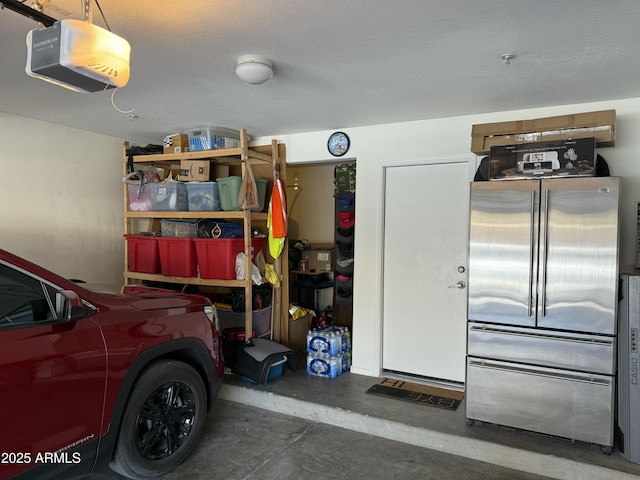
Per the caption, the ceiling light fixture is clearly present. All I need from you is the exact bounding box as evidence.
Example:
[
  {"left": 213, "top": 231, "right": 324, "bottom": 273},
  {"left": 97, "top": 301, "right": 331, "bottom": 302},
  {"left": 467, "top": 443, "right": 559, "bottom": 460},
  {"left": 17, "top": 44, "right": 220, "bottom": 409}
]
[
  {"left": 501, "top": 53, "right": 516, "bottom": 65},
  {"left": 236, "top": 55, "right": 273, "bottom": 85}
]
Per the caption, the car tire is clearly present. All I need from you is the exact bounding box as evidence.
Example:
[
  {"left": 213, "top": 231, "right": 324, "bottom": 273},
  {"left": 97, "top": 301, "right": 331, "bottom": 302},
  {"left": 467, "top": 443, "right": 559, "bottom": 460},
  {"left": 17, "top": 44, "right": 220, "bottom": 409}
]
[{"left": 110, "top": 360, "right": 207, "bottom": 479}]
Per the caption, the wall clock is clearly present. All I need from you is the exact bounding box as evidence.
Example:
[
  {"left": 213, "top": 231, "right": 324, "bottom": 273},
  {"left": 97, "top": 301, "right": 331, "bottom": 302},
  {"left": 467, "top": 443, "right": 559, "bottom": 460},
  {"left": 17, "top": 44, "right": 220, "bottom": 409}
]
[{"left": 327, "top": 131, "right": 350, "bottom": 157}]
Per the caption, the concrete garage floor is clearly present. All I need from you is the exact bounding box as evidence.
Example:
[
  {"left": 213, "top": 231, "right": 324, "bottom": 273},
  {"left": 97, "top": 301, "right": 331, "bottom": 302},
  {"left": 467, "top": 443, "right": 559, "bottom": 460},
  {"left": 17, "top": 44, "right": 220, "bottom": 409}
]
[{"left": 93, "top": 361, "right": 640, "bottom": 480}]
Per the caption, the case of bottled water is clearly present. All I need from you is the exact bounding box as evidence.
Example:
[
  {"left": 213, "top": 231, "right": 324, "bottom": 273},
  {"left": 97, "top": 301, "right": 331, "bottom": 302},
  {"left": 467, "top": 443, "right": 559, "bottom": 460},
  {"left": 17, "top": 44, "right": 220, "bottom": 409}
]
[{"left": 306, "top": 326, "right": 352, "bottom": 378}]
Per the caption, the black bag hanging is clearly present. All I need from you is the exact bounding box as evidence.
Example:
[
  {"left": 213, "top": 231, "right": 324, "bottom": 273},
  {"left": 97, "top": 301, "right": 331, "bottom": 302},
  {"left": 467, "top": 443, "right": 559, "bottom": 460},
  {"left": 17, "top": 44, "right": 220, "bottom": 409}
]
[{"left": 125, "top": 144, "right": 163, "bottom": 173}]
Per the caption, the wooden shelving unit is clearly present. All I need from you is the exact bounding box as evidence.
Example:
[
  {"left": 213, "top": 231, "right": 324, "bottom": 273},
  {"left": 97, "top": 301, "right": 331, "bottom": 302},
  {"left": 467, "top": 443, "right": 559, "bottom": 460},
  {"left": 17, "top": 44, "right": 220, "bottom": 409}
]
[{"left": 122, "top": 129, "right": 289, "bottom": 342}]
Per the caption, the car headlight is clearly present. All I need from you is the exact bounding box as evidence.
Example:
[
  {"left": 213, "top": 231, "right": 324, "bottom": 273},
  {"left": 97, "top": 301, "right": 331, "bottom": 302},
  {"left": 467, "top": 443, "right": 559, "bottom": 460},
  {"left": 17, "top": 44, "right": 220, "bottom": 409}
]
[{"left": 203, "top": 304, "right": 220, "bottom": 333}]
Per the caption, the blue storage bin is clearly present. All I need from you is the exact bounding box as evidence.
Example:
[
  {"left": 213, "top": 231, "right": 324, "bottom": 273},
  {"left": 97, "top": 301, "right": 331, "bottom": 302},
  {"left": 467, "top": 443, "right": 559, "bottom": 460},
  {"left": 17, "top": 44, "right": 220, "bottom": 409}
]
[{"left": 241, "top": 355, "right": 286, "bottom": 384}]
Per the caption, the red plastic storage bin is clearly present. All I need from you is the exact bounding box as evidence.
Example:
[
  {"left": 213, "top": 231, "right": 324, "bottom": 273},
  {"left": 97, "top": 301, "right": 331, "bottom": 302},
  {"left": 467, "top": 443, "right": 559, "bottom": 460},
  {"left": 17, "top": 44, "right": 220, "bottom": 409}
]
[
  {"left": 125, "top": 234, "right": 160, "bottom": 273},
  {"left": 194, "top": 237, "right": 266, "bottom": 280},
  {"left": 157, "top": 237, "right": 197, "bottom": 277}
]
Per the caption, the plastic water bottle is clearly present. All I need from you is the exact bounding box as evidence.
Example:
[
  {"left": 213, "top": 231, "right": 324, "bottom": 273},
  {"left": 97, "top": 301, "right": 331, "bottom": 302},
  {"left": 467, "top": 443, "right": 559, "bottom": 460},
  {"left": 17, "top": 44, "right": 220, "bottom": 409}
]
[
  {"left": 307, "top": 352, "right": 341, "bottom": 378},
  {"left": 309, "top": 333, "right": 329, "bottom": 354},
  {"left": 330, "top": 355, "right": 341, "bottom": 378},
  {"left": 344, "top": 327, "right": 351, "bottom": 351},
  {"left": 329, "top": 331, "right": 342, "bottom": 356},
  {"left": 306, "top": 330, "right": 314, "bottom": 353},
  {"left": 308, "top": 329, "right": 341, "bottom": 356},
  {"left": 307, "top": 352, "right": 327, "bottom": 377},
  {"left": 306, "top": 353, "right": 317, "bottom": 375},
  {"left": 342, "top": 352, "right": 351, "bottom": 372}
]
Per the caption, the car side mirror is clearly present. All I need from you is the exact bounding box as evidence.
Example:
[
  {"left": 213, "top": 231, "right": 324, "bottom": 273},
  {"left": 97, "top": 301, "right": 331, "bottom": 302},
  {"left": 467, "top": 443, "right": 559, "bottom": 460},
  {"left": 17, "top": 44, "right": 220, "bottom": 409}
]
[{"left": 55, "top": 290, "right": 90, "bottom": 321}]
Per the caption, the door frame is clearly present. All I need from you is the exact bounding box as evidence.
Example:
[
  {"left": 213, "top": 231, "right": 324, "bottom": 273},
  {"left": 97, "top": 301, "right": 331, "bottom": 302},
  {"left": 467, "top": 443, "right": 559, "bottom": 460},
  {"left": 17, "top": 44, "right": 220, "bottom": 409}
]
[{"left": 370, "top": 153, "right": 477, "bottom": 377}]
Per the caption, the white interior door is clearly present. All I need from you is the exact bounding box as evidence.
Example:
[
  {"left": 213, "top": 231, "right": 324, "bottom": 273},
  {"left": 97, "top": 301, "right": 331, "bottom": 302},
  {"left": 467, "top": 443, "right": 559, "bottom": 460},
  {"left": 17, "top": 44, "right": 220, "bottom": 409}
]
[{"left": 382, "top": 161, "right": 470, "bottom": 383}]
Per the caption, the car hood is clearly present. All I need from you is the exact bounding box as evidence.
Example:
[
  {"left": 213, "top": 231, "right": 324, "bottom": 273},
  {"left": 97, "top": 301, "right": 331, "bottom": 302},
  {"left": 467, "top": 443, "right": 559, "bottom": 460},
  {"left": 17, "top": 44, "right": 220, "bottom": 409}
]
[{"left": 82, "top": 283, "right": 209, "bottom": 311}]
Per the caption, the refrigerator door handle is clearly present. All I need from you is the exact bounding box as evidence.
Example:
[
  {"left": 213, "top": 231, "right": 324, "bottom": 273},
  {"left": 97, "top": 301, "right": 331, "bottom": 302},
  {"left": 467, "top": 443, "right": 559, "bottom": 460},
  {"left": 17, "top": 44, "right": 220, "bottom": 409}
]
[
  {"left": 540, "top": 188, "right": 550, "bottom": 318},
  {"left": 468, "top": 360, "right": 611, "bottom": 386},
  {"left": 528, "top": 190, "right": 535, "bottom": 317},
  {"left": 469, "top": 325, "right": 615, "bottom": 346}
]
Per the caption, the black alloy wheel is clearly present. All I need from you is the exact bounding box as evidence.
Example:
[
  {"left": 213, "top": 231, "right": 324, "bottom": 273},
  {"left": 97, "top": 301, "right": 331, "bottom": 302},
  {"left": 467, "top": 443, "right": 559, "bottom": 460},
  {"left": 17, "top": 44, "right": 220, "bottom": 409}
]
[
  {"left": 110, "top": 360, "right": 207, "bottom": 479},
  {"left": 135, "top": 380, "right": 197, "bottom": 460}
]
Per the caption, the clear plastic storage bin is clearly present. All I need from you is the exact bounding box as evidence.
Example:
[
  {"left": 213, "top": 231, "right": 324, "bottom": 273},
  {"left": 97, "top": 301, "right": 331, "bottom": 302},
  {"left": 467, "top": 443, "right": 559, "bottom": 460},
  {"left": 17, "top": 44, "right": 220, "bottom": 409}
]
[
  {"left": 217, "top": 306, "right": 272, "bottom": 337},
  {"left": 186, "top": 181, "right": 221, "bottom": 211},
  {"left": 160, "top": 220, "right": 197, "bottom": 238},
  {"left": 150, "top": 182, "right": 188, "bottom": 211},
  {"left": 127, "top": 184, "right": 152, "bottom": 211},
  {"left": 186, "top": 127, "right": 241, "bottom": 151}
]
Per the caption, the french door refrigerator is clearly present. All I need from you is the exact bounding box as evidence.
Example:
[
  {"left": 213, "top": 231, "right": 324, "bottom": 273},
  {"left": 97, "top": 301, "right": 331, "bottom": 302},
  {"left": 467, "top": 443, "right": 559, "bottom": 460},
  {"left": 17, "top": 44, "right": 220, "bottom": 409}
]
[{"left": 465, "top": 176, "right": 620, "bottom": 450}]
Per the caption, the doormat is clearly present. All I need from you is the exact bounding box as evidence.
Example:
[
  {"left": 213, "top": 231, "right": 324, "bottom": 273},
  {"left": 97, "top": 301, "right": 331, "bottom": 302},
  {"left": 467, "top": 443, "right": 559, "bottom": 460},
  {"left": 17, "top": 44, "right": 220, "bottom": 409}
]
[{"left": 366, "top": 377, "right": 464, "bottom": 411}]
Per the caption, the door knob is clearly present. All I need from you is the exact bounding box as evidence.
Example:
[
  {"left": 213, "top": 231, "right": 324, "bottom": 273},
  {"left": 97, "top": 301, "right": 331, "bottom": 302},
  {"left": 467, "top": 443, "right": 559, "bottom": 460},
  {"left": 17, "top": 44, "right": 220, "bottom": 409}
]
[{"left": 449, "top": 281, "right": 466, "bottom": 289}]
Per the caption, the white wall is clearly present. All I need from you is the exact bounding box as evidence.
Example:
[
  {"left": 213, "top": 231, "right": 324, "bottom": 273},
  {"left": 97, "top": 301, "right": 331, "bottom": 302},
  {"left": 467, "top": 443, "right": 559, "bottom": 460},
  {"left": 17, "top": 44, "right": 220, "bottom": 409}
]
[
  {"left": 4, "top": 99, "right": 640, "bottom": 378},
  {"left": 255, "top": 98, "right": 640, "bottom": 377},
  {"left": 0, "top": 112, "right": 125, "bottom": 284}
]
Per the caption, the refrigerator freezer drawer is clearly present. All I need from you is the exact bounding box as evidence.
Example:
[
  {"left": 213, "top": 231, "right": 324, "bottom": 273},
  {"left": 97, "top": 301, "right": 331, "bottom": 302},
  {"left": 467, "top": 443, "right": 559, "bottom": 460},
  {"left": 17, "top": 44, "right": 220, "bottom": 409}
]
[
  {"left": 466, "top": 358, "right": 614, "bottom": 447},
  {"left": 467, "top": 323, "right": 615, "bottom": 375}
]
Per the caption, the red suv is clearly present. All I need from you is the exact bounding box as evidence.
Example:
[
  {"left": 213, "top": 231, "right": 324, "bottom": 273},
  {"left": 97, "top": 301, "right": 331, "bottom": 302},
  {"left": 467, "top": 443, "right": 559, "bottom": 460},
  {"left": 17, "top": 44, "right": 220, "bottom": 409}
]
[{"left": 0, "top": 249, "right": 224, "bottom": 479}]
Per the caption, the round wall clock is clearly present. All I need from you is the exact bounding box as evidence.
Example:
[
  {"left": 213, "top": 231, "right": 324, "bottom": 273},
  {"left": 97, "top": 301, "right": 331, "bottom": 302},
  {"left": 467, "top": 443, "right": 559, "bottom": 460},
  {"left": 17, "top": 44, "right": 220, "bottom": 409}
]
[{"left": 327, "top": 131, "right": 350, "bottom": 157}]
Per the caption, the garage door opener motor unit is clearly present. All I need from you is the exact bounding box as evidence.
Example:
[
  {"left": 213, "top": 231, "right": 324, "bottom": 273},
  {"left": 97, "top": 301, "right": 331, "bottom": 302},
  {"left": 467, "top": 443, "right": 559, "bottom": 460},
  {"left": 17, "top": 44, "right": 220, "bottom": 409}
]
[{"left": 26, "top": 19, "right": 131, "bottom": 93}]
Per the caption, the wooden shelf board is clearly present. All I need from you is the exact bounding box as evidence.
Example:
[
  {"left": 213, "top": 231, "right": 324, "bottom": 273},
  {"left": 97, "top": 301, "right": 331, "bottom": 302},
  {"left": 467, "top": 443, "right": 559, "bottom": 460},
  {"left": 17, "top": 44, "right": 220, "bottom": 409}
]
[
  {"left": 124, "top": 271, "right": 247, "bottom": 287},
  {"left": 124, "top": 211, "right": 268, "bottom": 220},
  {"left": 126, "top": 147, "right": 272, "bottom": 164}
]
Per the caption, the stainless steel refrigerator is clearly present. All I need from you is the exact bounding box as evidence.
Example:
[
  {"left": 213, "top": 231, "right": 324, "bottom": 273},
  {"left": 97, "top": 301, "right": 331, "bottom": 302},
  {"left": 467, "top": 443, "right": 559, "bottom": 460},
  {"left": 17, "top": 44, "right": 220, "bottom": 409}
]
[{"left": 465, "top": 176, "right": 620, "bottom": 450}]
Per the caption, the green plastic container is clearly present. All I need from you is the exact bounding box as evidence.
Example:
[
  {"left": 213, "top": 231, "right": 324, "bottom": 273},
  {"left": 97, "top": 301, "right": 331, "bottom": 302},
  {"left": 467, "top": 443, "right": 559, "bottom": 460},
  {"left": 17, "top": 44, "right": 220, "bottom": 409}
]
[{"left": 217, "top": 176, "right": 267, "bottom": 212}]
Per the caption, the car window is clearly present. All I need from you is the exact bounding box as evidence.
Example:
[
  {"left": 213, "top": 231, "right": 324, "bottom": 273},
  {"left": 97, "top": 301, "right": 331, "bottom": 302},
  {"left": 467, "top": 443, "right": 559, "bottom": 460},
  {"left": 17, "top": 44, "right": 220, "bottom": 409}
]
[{"left": 0, "top": 264, "right": 55, "bottom": 327}]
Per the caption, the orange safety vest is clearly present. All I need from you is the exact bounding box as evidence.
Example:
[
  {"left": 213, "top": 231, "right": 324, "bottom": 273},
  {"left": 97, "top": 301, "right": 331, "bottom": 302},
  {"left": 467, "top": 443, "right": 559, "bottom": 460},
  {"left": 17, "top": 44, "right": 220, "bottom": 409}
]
[{"left": 268, "top": 179, "right": 287, "bottom": 258}]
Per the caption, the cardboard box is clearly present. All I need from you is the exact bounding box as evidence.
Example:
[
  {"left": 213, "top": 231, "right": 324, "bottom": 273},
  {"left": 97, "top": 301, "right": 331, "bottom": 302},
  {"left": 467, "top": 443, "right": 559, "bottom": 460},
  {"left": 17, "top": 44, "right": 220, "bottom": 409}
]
[
  {"left": 287, "top": 312, "right": 313, "bottom": 352},
  {"left": 307, "top": 248, "right": 333, "bottom": 272},
  {"left": 471, "top": 110, "right": 615, "bottom": 155},
  {"left": 163, "top": 134, "right": 189, "bottom": 154},
  {"left": 489, "top": 137, "right": 596, "bottom": 180},
  {"left": 180, "top": 162, "right": 229, "bottom": 182},
  {"left": 180, "top": 160, "right": 210, "bottom": 181}
]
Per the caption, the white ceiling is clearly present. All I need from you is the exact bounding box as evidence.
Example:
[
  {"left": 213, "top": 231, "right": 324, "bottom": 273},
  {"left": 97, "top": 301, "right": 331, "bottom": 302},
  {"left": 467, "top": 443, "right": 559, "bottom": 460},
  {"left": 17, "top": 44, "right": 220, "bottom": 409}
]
[{"left": 1, "top": 0, "right": 640, "bottom": 145}]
